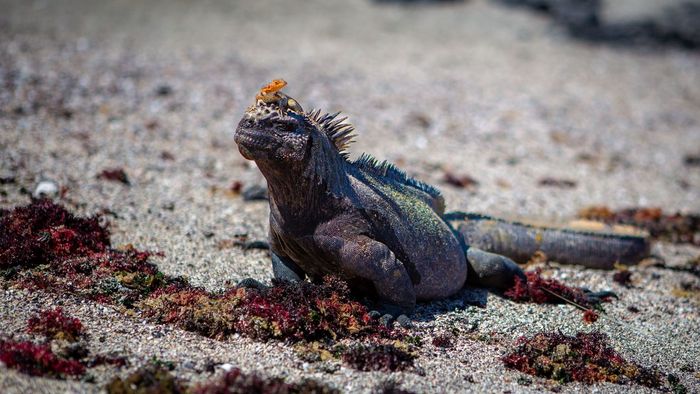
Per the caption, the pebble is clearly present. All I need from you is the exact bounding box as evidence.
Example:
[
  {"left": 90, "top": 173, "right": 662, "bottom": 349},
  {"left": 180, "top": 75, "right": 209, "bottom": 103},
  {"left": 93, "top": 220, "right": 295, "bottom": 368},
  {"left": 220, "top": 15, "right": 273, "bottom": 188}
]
[
  {"left": 33, "top": 180, "right": 59, "bottom": 198},
  {"left": 241, "top": 184, "right": 268, "bottom": 201}
]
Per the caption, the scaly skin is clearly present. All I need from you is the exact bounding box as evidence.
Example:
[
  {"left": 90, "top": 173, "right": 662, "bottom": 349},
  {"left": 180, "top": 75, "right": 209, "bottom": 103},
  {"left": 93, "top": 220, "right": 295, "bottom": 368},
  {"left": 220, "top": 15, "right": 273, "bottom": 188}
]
[
  {"left": 446, "top": 212, "right": 650, "bottom": 269},
  {"left": 233, "top": 82, "right": 649, "bottom": 316}
]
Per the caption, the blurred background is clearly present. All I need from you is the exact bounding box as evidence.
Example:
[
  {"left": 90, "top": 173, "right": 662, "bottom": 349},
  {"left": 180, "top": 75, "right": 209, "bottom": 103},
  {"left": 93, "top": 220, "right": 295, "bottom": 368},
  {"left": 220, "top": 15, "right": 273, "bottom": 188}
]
[{"left": 1, "top": 0, "right": 699, "bottom": 224}]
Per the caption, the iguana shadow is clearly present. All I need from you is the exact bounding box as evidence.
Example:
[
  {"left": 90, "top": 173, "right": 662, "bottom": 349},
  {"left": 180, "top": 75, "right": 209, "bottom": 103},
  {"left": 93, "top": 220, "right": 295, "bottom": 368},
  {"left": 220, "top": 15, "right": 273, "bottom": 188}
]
[{"left": 410, "top": 286, "right": 490, "bottom": 324}]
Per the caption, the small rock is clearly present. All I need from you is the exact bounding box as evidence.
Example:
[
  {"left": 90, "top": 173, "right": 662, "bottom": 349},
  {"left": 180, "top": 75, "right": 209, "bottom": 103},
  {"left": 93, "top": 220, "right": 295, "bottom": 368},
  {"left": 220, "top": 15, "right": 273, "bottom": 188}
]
[
  {"left": 219, "top": 363, "right": 235, "bottom": 372},
  {"left": 685, "top": 154, "right": 700, "bottom": 167},
  {"left": 243, "top": 240, "right": 270, "bottom": 250},
  {"left": 443, "top": 170, "right": 479, "bottom": 189},
  {"left": 396, "top": 314, "right": 413, "bottom": 328},
  {"left": 33, "top": 180, "right": 59, "bottom": 198},
  {"left": 156, "top": 84, "right": 173, "bottom": 96},
  {"left": 242, "top": 184, "right": 268, "bottom": 201},
  {"left": 378, "top": 314, "right": 394, "bottom": 327},
  {"left": 0, "top": 175, "right": 16, "bottom": 184},
  {"left": 538, "top": 177, "right": 577, "bottom": 189},
  {"left": 97, "top": 168, "right": 130, "bottom": 185},
  {"left": 182, "top": 360, "right": 196, "bottom": 370}
]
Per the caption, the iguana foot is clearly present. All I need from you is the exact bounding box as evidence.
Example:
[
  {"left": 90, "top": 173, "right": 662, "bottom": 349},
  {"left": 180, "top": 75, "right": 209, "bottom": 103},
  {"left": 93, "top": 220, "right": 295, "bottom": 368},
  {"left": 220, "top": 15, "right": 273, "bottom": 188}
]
[{"left": 465, "top": 247, "right": 526, "bottom": 289}]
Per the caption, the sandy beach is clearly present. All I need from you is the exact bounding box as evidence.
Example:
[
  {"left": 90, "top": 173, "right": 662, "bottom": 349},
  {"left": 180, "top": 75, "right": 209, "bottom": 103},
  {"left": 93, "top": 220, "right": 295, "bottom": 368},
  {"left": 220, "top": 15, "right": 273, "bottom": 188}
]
[{"left": 1, "top": 0, "right": 699, "bottom": 392}]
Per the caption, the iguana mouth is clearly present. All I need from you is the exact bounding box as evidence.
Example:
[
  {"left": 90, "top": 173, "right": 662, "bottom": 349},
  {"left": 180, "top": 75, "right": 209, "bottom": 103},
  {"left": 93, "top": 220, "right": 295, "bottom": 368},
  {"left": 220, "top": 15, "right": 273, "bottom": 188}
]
[{"left": 234, "top": 131, "right": 271, "bottom": 159}]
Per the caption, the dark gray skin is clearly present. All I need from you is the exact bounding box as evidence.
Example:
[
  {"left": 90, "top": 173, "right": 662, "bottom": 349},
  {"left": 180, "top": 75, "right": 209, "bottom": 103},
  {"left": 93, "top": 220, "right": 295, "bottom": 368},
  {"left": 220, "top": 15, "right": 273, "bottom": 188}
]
[
  {"left": 449, "top": 212, "right": 650, "bottom": 269},
  {"left": 234, "top": 89, "right": 648, "bottom": 319}
]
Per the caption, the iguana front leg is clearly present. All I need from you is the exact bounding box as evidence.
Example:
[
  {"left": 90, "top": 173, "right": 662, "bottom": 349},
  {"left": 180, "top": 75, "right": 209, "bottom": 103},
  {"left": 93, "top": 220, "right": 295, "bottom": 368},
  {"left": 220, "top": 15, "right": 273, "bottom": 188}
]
[{"left": 315, "top": 233, "right": 417, "bottom": 316}]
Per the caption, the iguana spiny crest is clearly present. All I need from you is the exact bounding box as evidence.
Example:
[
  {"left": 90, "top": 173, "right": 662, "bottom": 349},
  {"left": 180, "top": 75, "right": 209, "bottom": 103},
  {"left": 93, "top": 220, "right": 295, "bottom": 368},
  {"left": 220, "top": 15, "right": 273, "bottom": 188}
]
[{"left": 237, "top": 79, "right": 441, "bottom": 204}]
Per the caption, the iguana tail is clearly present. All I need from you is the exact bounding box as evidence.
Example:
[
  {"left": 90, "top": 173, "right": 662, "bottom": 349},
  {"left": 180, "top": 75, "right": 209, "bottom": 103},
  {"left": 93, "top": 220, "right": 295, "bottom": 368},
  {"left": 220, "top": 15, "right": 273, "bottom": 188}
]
[{"left": 445, "top": 212, "right": 650, "bottom": 269}]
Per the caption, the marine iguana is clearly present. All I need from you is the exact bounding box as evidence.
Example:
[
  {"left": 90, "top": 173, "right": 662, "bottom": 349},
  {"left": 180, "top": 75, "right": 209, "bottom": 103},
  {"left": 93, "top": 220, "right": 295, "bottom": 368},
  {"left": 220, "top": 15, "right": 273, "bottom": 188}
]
[{"left": 234, "top": 80, "right": 649, "bottom": 319}]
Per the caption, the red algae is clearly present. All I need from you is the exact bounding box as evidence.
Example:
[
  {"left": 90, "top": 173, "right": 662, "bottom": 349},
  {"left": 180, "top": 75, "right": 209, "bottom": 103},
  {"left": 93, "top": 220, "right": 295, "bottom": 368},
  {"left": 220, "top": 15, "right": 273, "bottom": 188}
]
[
  {"left": 504, "top": 269, "right": 610, "bottom": 322},
  {"left": 107, "top": 363, "right": 339, "bottom": 394},
  {"left": 106, "top": 364, "right": 185, "bottom": 394},
  {"left": 0, "top": 200, "right": 166, "bottom": 304},
  {"left": 341, "top": 344, "right": 416, "bottom": 372},
  {"left": 2, "top": 200, "right": 399, "bottom": 343},
  {"left": 502, "top": 332, "right": 664, "bottom": 388},
  {"left": 139, "top": 276, "right": 398, "bottom": 342},
  {"left": 0, "top": 340, "right": 86, "bottom": 378},
  {"left": 582, "top": 309, "right": 599, "bottom": 323},
  {"left": 373, "top": 379, "right": 417, "bottom": 394},
  {"left": 26, "top": 307, "right": 84, "bottom": 341},
  {"left": 578, "top": 206, "right": 700, "bottom": 246},
  {"left": 0, "top": 199, "right": 109, "bottom": 269},
  {"left": 504, "top": 269, "right": 600, "bottom": 308},
  {"left": 443, "top": 170, "right": 479, "bottom": 189},
  {"left": 612, "top": 270, "right": 633, "bottom": 287},
  {"left": 431, "top": 333, "right": 454, "bottom": 348},
  {"left": 192, "top": 367, "right": 339, "bottom": 394}
]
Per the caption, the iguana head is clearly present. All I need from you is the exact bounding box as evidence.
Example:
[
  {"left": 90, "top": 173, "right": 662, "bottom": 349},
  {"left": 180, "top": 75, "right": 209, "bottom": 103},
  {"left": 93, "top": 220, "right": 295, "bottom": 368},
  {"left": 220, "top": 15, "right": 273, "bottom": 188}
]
[{"left": 234, "top": 80, "right": 355, "bottom": 176}]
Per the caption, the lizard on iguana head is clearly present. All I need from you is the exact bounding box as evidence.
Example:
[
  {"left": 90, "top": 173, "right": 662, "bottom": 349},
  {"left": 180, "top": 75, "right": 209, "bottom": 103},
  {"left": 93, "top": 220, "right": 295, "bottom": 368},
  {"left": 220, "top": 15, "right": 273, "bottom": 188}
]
[{"left": 234, "top": 80, "right": 649, "bottom": 321}]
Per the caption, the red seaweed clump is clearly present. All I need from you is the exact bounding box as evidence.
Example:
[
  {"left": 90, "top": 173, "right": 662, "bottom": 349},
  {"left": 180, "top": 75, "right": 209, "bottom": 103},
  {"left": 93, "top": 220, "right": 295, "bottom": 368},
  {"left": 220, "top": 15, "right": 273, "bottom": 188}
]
[
  {"left": 504, "top": 269, "right": 601, "bottom": 309},
  {"left": 26, "top": 307, "right": 84, "bottom": 341},
  {"left": 443, "top": 170, "right": 479, "bottom": 189},
  {"left": 341, "top": 344, "right": 415, "bottom": 372},
  {"left": 0, "top": 199, "right": 110, "bottom": 269},
  {"left": 431, "top": 333, "right": 454, "bottom": 348},
  {"left": 106, "top": 364, "right": 185, "bottom": 394},
  {"left": 504, "top": 270, "right": 610, "bottom": 322},
  {"left": 192, "top": 367, "right": 339, "bottom": 394},
  {"left": 0, "top": 200, "right": 165, "bottom": 304},
  {"left": 0, "top": 340, "right": 86, "bottom": 378},
  {"left": 107, "top": 363, "right": 338, "bottom": 394},
  {"left": 373, "top": 380, "right": 416, "bottom": 394},
  {"left": 582, "top": 309, "right": 599, "bottom": 323},
  {"left": 140, "top": 276, "right": 398, "bottom": 342},
  {"left": 578, "top": 206, "right": 700, "bottom": 246},
  {"left": 1, "top": 201, "right": 398, "bottom": 344},
  {"left": 502, "top": 332, "right": 663, "bottom": 388}
]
